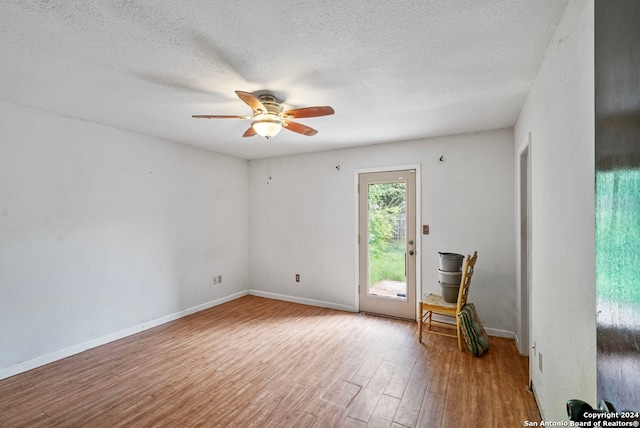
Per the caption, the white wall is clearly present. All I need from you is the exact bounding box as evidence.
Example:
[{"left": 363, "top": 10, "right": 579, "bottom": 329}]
[
  {"left": 248, "top": 129, "right": 516, "bottom": 334},
  {"left": 514, "top": 0, "right": 596, "bottom": 421},
  {"left": 0, "top": 101, "right": 249, "bottom": 378}
]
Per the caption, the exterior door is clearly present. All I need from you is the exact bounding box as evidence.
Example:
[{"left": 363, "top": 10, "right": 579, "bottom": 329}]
[{"left": 358, "top": 170, "right": 416, "bottom": 320}]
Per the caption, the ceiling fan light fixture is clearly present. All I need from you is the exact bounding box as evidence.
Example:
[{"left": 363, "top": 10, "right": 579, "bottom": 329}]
[
  {"left": 251, "top": 117, "right": 282, "bottom": 139},
  {"left": 193, "top": 90, "right": 333, "bottom": 138}
]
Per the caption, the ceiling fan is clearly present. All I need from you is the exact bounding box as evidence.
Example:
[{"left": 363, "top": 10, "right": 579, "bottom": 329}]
[{"left": 192, "top": 91, "right": 335, "bottom": 139}]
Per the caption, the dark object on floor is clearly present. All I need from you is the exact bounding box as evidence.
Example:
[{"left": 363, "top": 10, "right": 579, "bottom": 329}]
[{"left": 567, "top": 399, "right": 640, "bottom": 423}]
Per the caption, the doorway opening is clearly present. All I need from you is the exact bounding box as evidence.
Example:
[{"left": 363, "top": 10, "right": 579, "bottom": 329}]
[{"left": 518, "top": 139, "right": 532, "bottom": 361}]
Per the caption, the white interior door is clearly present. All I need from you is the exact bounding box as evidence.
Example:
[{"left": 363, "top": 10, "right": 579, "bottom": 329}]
[{"left": 358, "top": 170, "right": 416, "bottom": 320}]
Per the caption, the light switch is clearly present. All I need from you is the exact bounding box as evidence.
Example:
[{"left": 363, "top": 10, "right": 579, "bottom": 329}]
[{"left": 423, "top": 225, "right": 429, "bottom": 235}]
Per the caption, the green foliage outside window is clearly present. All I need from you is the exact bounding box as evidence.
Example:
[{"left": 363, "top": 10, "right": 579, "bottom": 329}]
[{"left": 368, "top": 183, "right": 406, "bottom": 284}]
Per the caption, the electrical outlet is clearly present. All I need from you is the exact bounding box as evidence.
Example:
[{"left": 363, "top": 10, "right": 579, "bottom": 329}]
[
  {"left": 218, "top": 275, "right": 222, "bottom": 284},
  {"left": 538, "top": 352, "right": 543, "bottom": 372},
  {"left": 213, "top": 276, "right": 218, "bottom": 285},
  {"left": 423, "top": 224, "right": 429, "bottom": 235},
  {"left": 295, "top": 274, "right": 300, "bottom": 282}
]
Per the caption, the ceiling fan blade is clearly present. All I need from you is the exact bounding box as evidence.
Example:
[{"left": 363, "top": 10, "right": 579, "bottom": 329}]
[
  {"left": 283, "top": 106, "right": 335, "bottom": 119},
  {"left": 242, "top": 127, "right": 257, "bottom": 138},
  {"left": 235, "top": 91, "right": 267, "bottom": 112},
  {"left": 284, "top": 121, "right": 318, "bottom": 136},
  {"left": 192, "top": 114, "right": 250, "bottom": 119}
]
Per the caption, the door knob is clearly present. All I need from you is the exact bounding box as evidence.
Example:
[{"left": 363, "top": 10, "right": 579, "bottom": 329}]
[{"left": 409, "top": 250, "right": 415, "bottom": 256}]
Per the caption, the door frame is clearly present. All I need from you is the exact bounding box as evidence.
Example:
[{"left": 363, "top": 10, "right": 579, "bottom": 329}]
[
  {"left": 517, "top": 136, "right": 532, "bottom": 354},
  {"left": 517, "top": 133, "right": 533, "bottom": 387},
  {"left": 354, "top": 164, "right": 421, "bottom": 320}
]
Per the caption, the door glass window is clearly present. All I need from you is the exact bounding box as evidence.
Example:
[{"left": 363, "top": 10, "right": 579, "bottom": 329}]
[{"left": 367, "top": 182, "right": 407, "bottom": 300}]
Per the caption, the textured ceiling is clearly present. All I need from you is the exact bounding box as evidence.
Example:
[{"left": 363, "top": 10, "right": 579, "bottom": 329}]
[{"left": 0, "top": 1, "right": 568, "bottom": 160}]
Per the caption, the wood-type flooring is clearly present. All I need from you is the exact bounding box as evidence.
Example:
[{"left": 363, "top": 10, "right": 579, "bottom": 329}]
[{"left": 0, "top": 295, "right": 540, "bottom": 427}]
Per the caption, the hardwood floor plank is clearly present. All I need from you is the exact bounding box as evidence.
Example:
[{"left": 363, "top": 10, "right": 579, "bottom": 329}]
[
  {"left": 367, "top": 360, "right": 397, "bottom": 393},
  {"left": 415, "top": 390, "right": 446, "bottom": 427},
  {"left": 0, "top": 295, "right": 538, "bottom": 427},
  {"left": 346, "top": 387, "right": 384, "bottom": 423},
  {"left": 383, "top": 354, "right": 418, "bottom": 399},
  {"left": 341, "top": 417, "right": 367, "bottom": 428},
  {"left": 367, "top": 393, "right": 401, "bottom": 428},
  {"left": 392, "top": 360, "right": 431, "bottom": 427},
  {"left": 320, "top": 379, "right": 362, "bottom": 407}
]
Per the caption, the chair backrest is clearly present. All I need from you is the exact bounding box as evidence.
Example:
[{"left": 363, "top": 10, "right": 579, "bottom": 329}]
[{"left": 456, "top": 251, "right": 478, "bottom": 311}]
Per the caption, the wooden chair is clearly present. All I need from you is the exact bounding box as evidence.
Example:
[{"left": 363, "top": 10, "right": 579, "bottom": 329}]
[{"left": 418, "top": 251, "right": 478, "bottom": 351}]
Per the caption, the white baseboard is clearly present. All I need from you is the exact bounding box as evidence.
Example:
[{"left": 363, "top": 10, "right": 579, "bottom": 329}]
[
  {"left": 514, "top": 333, "right": 532, "bottom": 356},
  {"left": 485, "top": 327, "right": 516, "bottom": 339},
  {"left": 248, "top": 289, "right": 357, "bottom": 313},
  {"left": 430, "top": 314, "right": 515, "bottom": 339},
  {"left": 531, "top": 382, "right": 544, "bottom": 420},
  {"left": 0, "top": 290, "right": 249, "bottom": 381},
  {"left": 250, "top": 292, "right": 516, "bottom": 339}
]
